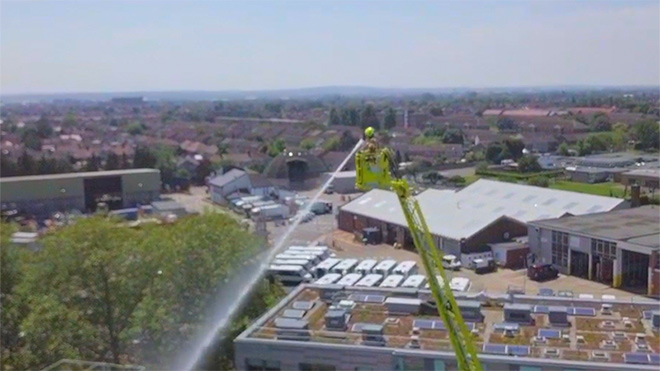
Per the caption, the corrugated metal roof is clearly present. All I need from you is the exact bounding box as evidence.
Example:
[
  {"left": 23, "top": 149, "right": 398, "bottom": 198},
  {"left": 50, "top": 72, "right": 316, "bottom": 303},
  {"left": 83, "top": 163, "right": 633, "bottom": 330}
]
[
  {"left": 208, "top": 168, "right": 247, "bottom": 187},
  {"left": 340, "top": 179, "right": 625, "bottom": 241}
]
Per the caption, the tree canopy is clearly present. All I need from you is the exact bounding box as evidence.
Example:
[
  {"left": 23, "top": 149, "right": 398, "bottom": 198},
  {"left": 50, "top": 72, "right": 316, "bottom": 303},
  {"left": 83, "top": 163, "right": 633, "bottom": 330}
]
[{"left": 2, "top": 213, "right": 282, "bottom": 370}]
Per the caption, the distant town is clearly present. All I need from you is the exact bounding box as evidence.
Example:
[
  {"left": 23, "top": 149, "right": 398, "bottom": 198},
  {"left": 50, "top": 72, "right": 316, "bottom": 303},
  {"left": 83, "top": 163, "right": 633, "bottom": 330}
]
[{"left": 2, "top": 87, "right": 659, "bottom": 370}]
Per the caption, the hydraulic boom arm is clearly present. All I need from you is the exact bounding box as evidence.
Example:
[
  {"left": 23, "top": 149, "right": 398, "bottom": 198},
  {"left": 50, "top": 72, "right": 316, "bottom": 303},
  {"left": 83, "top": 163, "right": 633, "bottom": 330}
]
[{"left": 355, "top": 127, "right": 482, "bottom": 371}]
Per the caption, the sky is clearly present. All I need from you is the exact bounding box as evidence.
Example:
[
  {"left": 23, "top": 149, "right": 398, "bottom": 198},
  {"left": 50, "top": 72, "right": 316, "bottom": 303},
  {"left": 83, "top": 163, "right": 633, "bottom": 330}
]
[{"left": 1, "top": 0, "right": 659, "bottom": 94}]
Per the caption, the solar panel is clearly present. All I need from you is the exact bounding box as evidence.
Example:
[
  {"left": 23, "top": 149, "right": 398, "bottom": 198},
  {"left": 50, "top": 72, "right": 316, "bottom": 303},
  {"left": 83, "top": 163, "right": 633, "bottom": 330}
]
[
  {"left": 348, "top": 294, "right": 367, "bottom": 302},
  {"left": 282, "top": 309, "right": 306, "bottom": 319},
  {"left": 649, "top": 354, "right": 660, "bottom": 365},
  {"left": 433, "top": 320, "right": 446, "bottom": 330},
  {"left": 292, "top": 301, "right": 315, "bottom": 310},
  {"left": 625, "top": 353, "right": 650, "bottom": 364},
  {"left": 534, "top": 305, "right": 549, "bottom": 314},
  {"left": 643, "top": 311, "right": 653, "bottom": 320},
  {"left": 365, "top": 295, "right": 386, "bottom": 303},
  {"left": 508, "top": 345, "right": 530, "bottom": 356},
  {"left": 413, "top": 319, "right": 434, "bottom": 329},
  {"left": 538, "top": 329, "right": 561, "bottom": 339},
  {"left": 573, "top": 307, "right": 596, "bottom": 317},
  {"left": 483, "top": 343, "right": 507, "bottom": 354}
]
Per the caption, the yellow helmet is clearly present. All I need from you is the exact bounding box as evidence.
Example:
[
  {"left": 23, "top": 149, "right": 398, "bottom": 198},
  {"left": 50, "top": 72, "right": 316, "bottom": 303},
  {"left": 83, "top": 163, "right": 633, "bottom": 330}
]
[{"left": 364, "top": 126, "right": 375, "bottom": 138}]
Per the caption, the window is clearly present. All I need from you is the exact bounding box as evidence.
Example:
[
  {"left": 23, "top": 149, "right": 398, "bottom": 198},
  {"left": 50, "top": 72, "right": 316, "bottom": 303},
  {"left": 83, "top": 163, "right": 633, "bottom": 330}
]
[
  {"left": 247, "top": 359, "right": 281, "bottom": 371},
  {"left": 299, "top": 363, "right": 336, "bottom": 371},
  {"left": 551, "top": 231, "right": 569, "bottom": 268},
  {"left": 591, "top": 239, "right": 616, "bottom": 260}
]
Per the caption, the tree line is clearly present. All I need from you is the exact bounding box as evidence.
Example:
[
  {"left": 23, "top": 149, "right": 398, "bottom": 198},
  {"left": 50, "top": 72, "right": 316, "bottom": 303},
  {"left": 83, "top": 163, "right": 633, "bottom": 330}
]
[
  {"left": 328, "top": 105, "right": 397, "bottom": 130},
  {"left": 1, "top": 214, "right": 285, "bottom": 370}
]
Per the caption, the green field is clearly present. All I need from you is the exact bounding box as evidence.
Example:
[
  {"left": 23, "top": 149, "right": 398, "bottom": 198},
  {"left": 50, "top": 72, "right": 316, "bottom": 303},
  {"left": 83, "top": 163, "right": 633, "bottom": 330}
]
[{"left": 549, "top": 180, "right": 626, "bottom": 198}]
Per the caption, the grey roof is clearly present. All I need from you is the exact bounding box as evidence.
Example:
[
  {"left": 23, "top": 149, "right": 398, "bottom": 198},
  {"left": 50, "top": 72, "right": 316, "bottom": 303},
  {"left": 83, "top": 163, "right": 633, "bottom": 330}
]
[
  {"left": 151, "top": 200, "right": 185, "bottom": 211},
  {"left": 0, "top": 168, "right": 158, "bottom": 183},
  {"left": 623, "top": 168, "right": 660, "bottom": 179},
  {"left": 208, "top": 168, "right": 247, "bottom": 188},
  {"left": 340, "top": 179, "right": 625, "bottom": 240},
  {"left": 530, "top": 206, "right": 659, "bottom": 250},
  {"left": 274, "top": 318, "right": 308, "bottom": 329},
  {"left": 457, "top": 300, "right": 482, "bottom": 309},
  {"left": 504, "top": 303, "right": 532, "bottom": 311}
]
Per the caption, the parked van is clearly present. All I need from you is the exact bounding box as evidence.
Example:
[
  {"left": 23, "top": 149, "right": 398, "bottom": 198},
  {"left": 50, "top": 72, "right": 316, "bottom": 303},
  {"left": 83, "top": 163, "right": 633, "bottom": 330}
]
[
  {"left": 330, "top": 258, "right": 359, "bottom": 275},
  {"left": 442, "top": 255, "right": 462, "bottom": 271},
  {"left": 472, "top": 258, "right": 496, "bottom": 274},
  {"left": 355, "top": 274, "right": 384, "bottom": 287},
  {"left": 373, "top": 259, "right": 397, "bottom": 276},
  {"left": 355, "top": 259, "right": 378, "bottom": 275},
  {"left": 314, "top": 273, "right": 342, "bottom": 285},
  {"left": 336, "top": 273, "right": 363, "bottom": 287},
  {"left": 424, "top": 275, "right": 446, "bottom": 289},
  {"left": 268, "top": 265, "right": 312, "bottom": 285},
  {"left": 312, "top": 258, "right": 341, "bottom": 278},
  {"left": 393, "top": 261, "right": 418, "bottom": 277},
  {"left": 275, "top": 253, "right": 321, "bottom": 265},
  {"left": 401, "top": 274, "right": 427, "bottom": 289},
  {"left": 379, "top": 274, "right": 404, "bottom": 288},
  {"left": 272, "top": 259, "right": 314, "bottom": 271},
  {"left": 449, "top": 277, "right": 471, "bottom": 292}
]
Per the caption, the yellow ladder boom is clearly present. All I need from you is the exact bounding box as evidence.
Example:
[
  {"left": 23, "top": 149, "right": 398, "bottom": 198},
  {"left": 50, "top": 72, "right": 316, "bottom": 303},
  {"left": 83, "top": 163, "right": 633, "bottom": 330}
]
[{"left": 355, "top": 133, "right": 482, "bottom": 371}]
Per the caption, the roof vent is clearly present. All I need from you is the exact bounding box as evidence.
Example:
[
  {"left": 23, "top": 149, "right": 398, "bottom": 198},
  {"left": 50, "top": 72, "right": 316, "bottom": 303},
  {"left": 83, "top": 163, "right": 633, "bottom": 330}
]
[
  {"left": 544, "top": 348, "right": 560, "bottom": 358},
  {"left": 576, "top": 335, "right": 586, "bottom": 344},
  {"left": 408, "top": 335, "right": 421, "bottom": 349},
  {"left": 601, "top": 340, "right": 618, "bottom": 350},
  {"left": 591, "top": 351, "right": 609, "bottom": 361},
  {"left": 636, "top": 343, "right": 651, "bottom": 352},
  {"left": 601, "top": 304, "right": 613, "bottom": 315},
  {"left": 602, "top": 320, "right": 615, "bottom": 329}
]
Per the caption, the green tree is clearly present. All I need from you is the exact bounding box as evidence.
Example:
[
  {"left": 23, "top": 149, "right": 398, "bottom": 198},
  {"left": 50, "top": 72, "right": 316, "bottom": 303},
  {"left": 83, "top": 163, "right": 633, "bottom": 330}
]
[
  {"left": 4, "top": 213, "right": 276, "bottom": 370},
  {"left": 557, "top": 142, "right": 570, "bottom": 156},
  {"left": 383, "top": 107, "right": 397, "bottom": 130},
  {"left": 194, "top": 158, "right": 214, "bottom": 185},
  {"left": 35, "top": 116, "right": 53, "bottom": 138},
  {"left": 126, "top": 122, "right": 147, "bottom": 135},
  {"left": 360, "top": 105, "right": 380, "bottom": 130},
  {"left": 338, "top": 130, "right": 358, "bottom": 151},
  {"left": 504, "top": 138, "right": 525, "bottom": 160},
  {"left": 37, "top": 155, "right": 57, "bottom": 174},
  {"left": 517, "top": 155, "right": 542, "bottom": 173},
  {"left": 591, "top": 113, "right": 612, "bottom": 132},
  {"left": 63, "top": 112, "right": 78, "bottom": 128},
  {"left": 133, "top": 146, "right": 158, "bottom": 168},
  {"left": 267, "top": 139, "right": 286, "bottom": 157},
  {"left": 323, "top": 136, "right": 340, "bottom": 151},
  {"left": 300, "top": 138, "right": 316, "bottom": 150},
  {"left": 21, "top": 129, "right": 42, "bottom": 151},
  {"left": 442, "top": 128, "right": 464, "bottom": 144},
  {"left": 1, "top": 156, "right": 18, "bottom": 177},
  {"left": 17, "top": 151, "right": 36, "bottom": 175},
  {"left": 105, "top": 153, "right": 121, "bottom": 170},
  {"left": 529, "top": 176, "right": 549, "bottom": 187},
  {"left": 429, "top": 106, "right": 444, "bottom": 117},
  {"left": 633, "top": 119, "right": 660, "bottom": 151},
  {"left": 485, "top": 142, "right": 504, "bottom": 164},
  {"left": 328, "top": 108, "right": 341, "bottom": 126},
  {"left": 496, "top": 117, "right": 516, "bottom": 131},
  {"left": 83, "top": 154, "right": 101, "bottom": 172}
]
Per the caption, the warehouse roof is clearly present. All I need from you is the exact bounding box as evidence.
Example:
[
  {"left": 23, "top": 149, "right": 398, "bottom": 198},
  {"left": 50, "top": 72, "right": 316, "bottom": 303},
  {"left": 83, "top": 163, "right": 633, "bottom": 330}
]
[
  {"left": 340, "top": 179, "right": 626, "bottom": 241},
  {"left": 0, "top": 169, "right": 159, "bottom": 183},
  {"left": 529, "top": 206, "right": 659, "bottom": 251},
  {"left": 208, "top": 169, "right": 247, "bottom": 188}
]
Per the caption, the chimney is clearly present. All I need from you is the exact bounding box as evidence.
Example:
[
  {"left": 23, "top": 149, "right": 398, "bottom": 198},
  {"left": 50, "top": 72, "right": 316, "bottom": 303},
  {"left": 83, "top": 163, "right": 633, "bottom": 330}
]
[{"left": 631, "top": 183, "right": 641, "bottom": 208}]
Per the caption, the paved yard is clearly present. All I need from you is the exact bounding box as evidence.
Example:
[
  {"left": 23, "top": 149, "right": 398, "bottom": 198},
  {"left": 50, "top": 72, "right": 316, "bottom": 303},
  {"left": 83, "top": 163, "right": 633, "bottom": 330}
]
[{"left": 328, "top": 230, "right": 644, "bottom": 299}]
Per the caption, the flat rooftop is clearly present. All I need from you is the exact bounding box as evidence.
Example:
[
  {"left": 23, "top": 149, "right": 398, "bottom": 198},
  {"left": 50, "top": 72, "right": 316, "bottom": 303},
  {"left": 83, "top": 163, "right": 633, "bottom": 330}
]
[
  {"left": 241, "top": 285, "right": 660, "bottom": 369},
  {"left": 0, "top": 168, "right": 159, "bottom": 183},
  {"left": 530, "top": 206, "right": 660, "bottom": 250}
]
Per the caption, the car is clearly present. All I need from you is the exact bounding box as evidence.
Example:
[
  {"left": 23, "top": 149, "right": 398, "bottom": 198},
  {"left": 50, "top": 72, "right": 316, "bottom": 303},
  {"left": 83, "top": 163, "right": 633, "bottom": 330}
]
[
  {"left": 442, "top": 255, "right": 462, "bottom": 271},
  {"left": 538, "top": 287, "right": 555, "bottom": 297},
  {"left": 557, "top": 290, "right": 574, "bottom": 298},
  {"left": 507, "top": 285, "right": 525, "bottom": 295},
  {"left": 527, "top": 263, "right": 559, "bottom": 281},
  {"left": 472, "top": 258, "right": 496, "bottom": 274}
]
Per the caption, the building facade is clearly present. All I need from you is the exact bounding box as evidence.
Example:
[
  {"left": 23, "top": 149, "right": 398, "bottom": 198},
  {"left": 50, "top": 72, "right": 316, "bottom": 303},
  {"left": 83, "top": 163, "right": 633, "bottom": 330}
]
[
  {"left": 528, "top": 206, "right": 660, "bottom": 296},
  {"left": 0, "top": 169, "right": 160, "bottom": 216}
]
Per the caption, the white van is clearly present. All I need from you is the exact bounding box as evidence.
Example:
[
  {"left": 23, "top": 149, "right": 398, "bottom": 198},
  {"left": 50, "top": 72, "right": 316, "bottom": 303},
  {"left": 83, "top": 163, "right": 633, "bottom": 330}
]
[
  {"left": 442, "top": 255, "right": 462, "bottom": 271},
  {"left": 393, "top": 261, "right": 418, "bottom": 278},
  {"left": 401, "top": 274, "right": 427, "bottom": 289},
  {"left": 276, "top": 253, "right": 321, "bottom": 265},
  {"left": 336, "top": 273, "right": 363, "bottom": 286},
  {"left": 272, "top": 259, "right": 314, "bottom": 271},
  {"left": 355, "top": 259, "right": 378, "bottom": 275},
  {"left": 355, "top": 274, "right": 384, "bottom": 287},
  {"left": 268, "top": 265, "right": 312, "bottom": 285},
  {"left": 312, "top": 258, "right": 341, "bottom": 278},
  {"left": 314, "top": 273, "right": 342, "bottom": 285},
  {"left": 449, "top": 277, "right": 471, "bottom": 292},
  {"left": 287, "top": 246, "right": 331, "bottom": 259},
  {"left": 373, "top": 259, "right": 397, "bottom": 276},
  {"left": 330, "top": 259, "right": 359, "bottom": 275},
  {"left": 424, "top": 275, "right": 446, "bottom": 289},
  {"left": 379, "top": 274, "right": 405, "bottom": 288}
]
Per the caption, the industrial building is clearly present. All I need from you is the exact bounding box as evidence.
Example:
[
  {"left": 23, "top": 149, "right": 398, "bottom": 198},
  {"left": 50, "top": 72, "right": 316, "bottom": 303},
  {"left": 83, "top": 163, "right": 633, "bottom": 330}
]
[
  {"left": 234, "top": 284, "right": 660, "bottom": 371},
  {"left": 320, "top": 170, "right": 357, "bottom": 194},
  {"left": 528, "top": 206, "right": 660, "bottom": 296},
  {"left": 337, "top": 179, "right": 626, "bottom": 257},
  {"left": 209, "top": 169, "right": 278, "bottom": 204},
  {"left": 0, "top": 169, "right": 160, "bottom": 216}
]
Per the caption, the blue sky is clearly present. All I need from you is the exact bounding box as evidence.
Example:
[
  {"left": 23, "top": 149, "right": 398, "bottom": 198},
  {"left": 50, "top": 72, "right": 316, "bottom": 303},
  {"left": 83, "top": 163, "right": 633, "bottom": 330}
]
[{"left": 1, "top": 0, "right": 658, "bottom": 94}]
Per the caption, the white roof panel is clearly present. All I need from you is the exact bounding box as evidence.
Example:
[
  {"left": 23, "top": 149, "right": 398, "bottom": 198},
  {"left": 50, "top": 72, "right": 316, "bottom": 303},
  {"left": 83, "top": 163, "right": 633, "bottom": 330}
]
[{"left": 340, "top": 179, "right": 625, "bottom": 240}]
